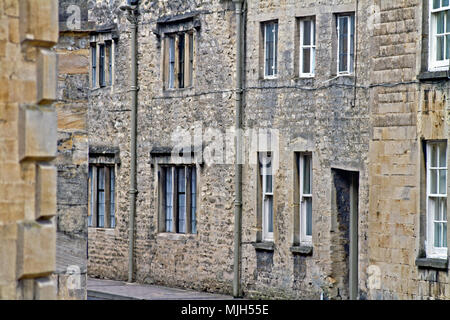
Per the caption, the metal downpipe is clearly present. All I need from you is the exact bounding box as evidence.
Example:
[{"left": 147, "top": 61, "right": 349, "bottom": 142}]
[
  {"left": 233, "top": 0, "right": 244, "bottom": 298},
  {"left": 127, "top": 5, "right": 139, "bottom": 284}
]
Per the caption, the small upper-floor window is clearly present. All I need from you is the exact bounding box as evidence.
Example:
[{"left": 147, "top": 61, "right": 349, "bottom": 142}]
[
  {"left": 163, "top": 32, "right": 194, "bottom": 89},
  {"left": 90, "top": 37, "right": 115, "bottom": 88},
  {"left": 429, "top": 0, "right": 450, "bottom": 71},
  {"left": 88, "top": 164, "right": 116, "bottom": 228},
  {"left": 426, "top": 141, "right": 448, "bottom": 258},
  {"left": 299, "top": 17, "right": 316, "bottom": 77},
  {"left": 91, "top": 44, "right": 97, "bottom": 87},
  {"left": 263, "top": 21, "right": 278, "bottom": 78},
  {"left": 161, "top": 165, "right": 197, "bottom": 234},
  {"left": 336, "top": 14, "right": 355, "bottom": 75}
]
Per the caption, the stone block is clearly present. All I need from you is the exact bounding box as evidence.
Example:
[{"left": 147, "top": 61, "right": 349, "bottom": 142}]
[
  {"left": 18, "top": 105, "right": 57, "bottom": 161},
  {"left": 19, "top": 0, "right": 59, "bottom": 47},
  {"left": 8, "top": 17, "right": 19, "bottom": 44},
  {"left": 20, "top": 278, "right": 34, "bottom": 300},
  {"left": 4, "top": 0, "right": 19, "bottom": 17},
  {"left": 0, "top": 223, "right": 17, "bottom": 282},
  {"left": 35, "top": 164, "right": 57, "bottom": 219},
  {"left": 34, "top": 277, "right": 56, "bottom": 300},
  {"left": 37, "top": 49, "right": 57, "bottom": 105},
  {"left": 16, "top": 220, "right": 56, "bottom": 279},
  {"left": 58, "top": 51, "right": 89, "bottom": 75}
]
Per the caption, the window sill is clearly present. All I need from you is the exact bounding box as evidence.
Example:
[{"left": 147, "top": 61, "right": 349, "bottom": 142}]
[
  {"left": 252, "top": 241, "right": 275, "bottom": 252},
  {"left": 88, "top": 227, "right": 116, "bottom": 235},
  {"left": 336, "top": 73, "right": 354, "bottom": 78},
  {"left": 260, "top": 76, "right": 279, "bottom": 82},
  {"left": 290, "top": 245, "right": 313, "bottom": 256},
  {"left": 163, "top": 86, "right": 194, "bottom": 92},
  {"left": 418, "top": 70, "right": 449, "bottom": 81},
  {"left": 298, "top": 74, "right": 315, "bottom": 79},
  {"left": 415, "top": 257, "right": 448, "bottom": 270},
  {"left": 90, "top": 85, "right": 113, "bottom": 92},
  {"left": 157, "top": 232, "right": 197, "bottom": 241}
]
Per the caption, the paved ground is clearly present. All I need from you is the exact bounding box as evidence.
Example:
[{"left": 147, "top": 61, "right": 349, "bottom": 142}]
[{"left": 87, "top": 277, "right": 234, "bottom": 300}]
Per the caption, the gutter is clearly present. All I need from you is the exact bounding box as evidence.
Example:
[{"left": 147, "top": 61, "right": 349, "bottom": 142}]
[{"left": 232, "top": 0, "right": 245, "bottom": 298}]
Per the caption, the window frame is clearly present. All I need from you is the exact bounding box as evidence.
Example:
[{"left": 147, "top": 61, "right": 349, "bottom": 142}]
[
  {"left": 299, "top": 153, "right": 313, "bottom": 244},
  {"left": 263, "top": 21, "right": 278, "bottom": 79},
  {"left": 429, "top": 0, "right": 450, "bottom": 71},
  {"left": 163, "top": 31, "right": 194, "bottom": 90},
  {"left": 259, "top": 152, "right": 274, "bottom": 242},
  {"left": 426, "top": 141, "right": 448, "bottom": 259},
  {"left": 91, "top": 43, "right": 97, "bottom": 88},
  {"left": 336, "top": 14, "right": 355, "bottom": 75},
  {"left": 161, "top": 165, "right": 198, "bottom": 234},
  {"left": 299, "top": 17, "right": 316, "bottom": 78},
  {"left": 88, "top": 164, "right": 116, "bottom": 229}
]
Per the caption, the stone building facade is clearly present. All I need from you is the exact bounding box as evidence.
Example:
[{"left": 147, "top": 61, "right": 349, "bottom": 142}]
[
  {"left": 86, "top": 0, "right": 450, "bottom": 300},
  {"left": 0, "top": 0, "right": 59, "bottom": 299}
]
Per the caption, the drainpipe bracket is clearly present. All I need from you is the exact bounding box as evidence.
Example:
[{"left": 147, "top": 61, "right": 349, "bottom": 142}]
[{"left": 129, "top": 189, "right": 139, "bottom": 195}]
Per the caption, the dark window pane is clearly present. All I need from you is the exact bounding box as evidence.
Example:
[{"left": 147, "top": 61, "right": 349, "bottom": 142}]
[
  {"left": 169, "top": 37, "right": 175, "bottom": 88},
  {"left": 266, "top": 196, "right": 273, "bottom": 233},
  {"left": 189, "top": 33, "right": 194, "bottom": 86},
  {"left": 303, "top": 20, "right": 311, "bottom": 45},
  {"left": 110, "top": 168, "right": 115, "bottom": 228},
  {"left": 91, "top": 46, "right": 96, "bottom": 86},
  {"left": 303, "top": 155, "right": 311, "bottom": 194},
  {"left": 178, "top": 34, "right": 185, "bottom": 88},
  {"left": 88, "top": 166, "right": 93, "bottom": 227},
  {"left": 274, "top": 23, "right": 278, "bottom": 75},
  {"left": 165, "top": 168, "right": 173, "bottom": 232},
  {"left": 191, "top": 167, "right": 197, "bottom": 234},
  {"left": 265, "top": 174, "right": 272, "bottom": 193},
  {"left": 302, "top": 48, "right": 311, "bottom": 74},
  {"left": 437, "top": 11, "right": 445, "bottom": 34},
  {"left": 99, "top": 45, "right": 105, "bottom": 86},
  {"left": 177, "top": 167, "right": 186, "bottom": 233},
  {"left": 306, "top": 197, "right": 312, "bottom": 236}
]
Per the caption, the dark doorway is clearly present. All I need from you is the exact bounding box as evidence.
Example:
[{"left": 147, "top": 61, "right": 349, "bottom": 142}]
[{"left": 331, "top": 169, "right": 359, "bottom": 300}]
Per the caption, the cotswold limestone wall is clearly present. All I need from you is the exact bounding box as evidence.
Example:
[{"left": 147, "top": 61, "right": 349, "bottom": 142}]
[
  {"left": 240, "top": 0, "right": 371, "bottom": 299},
  {"left": 52, "top": 29, "right": 90, "bottom": 299},
  {"left": 87, "top": 0, "right": 238, "bottom": 294},
  {"left": 0, "top": 0, "right": 59, "bottom": 299},
  {"left": 87, "top": 0, "right": 450, "bottom": 300},
  {"left": 86, "top": 0, "right": 373, "bottom": 299},
  {"left": 367, "top": 0, "right": 450, "bottom": 300}
]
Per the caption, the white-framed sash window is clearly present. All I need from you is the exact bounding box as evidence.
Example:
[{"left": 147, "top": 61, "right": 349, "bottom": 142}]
[
  {"left": 299, "top": 18, "right": 316, "bottom": 77},
  {"left": 426, "top": 141, "right": 448, "bottom": 258},
  {"left": 260, "top": 152, "right": 274, "bottom": 241},
  {"left": 163, "top": 165, "right": 197, "bottom": 234},
  {"left": 299, "top": 153, "right": 313, "bottom": 244},
  {"left": 337, "top": 14, "right": 355, "bottom": 75},
  {"left": 264, "top": 21, "right": 278, "bottom": 78},
  {"left": 429, "top": 0, "right": 450, "bottom": 71}
]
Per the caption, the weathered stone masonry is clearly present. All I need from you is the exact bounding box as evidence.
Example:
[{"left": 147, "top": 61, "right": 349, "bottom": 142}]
[
  {"left": 86, "top": 0, "right": 450, "bottom": 300},
  {"left": 52, "top": 0, "right": 91, "bottom": 299},
  {"left": 0, "top": 0, "right": 59, "bottom": 299}
]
